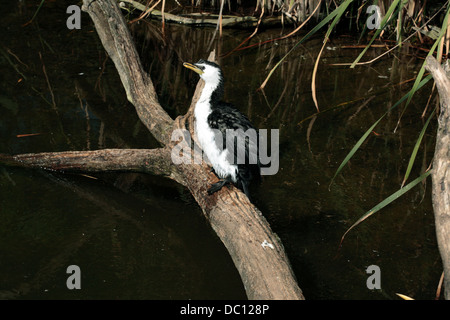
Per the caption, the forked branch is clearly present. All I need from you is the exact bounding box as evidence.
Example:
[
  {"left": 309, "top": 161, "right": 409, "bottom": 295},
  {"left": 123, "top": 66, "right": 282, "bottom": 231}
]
[{"left": 0, "top": 0, "right": 304, "bottom": 300}]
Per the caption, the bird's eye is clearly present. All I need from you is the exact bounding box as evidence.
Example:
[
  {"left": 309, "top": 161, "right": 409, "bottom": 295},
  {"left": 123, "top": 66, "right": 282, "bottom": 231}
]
[
  {"left": 196, "top": 60, "right": 207, "bottom": 70},
  {"left": 195, "top": 64, "right": 205, "bottom": 71}
]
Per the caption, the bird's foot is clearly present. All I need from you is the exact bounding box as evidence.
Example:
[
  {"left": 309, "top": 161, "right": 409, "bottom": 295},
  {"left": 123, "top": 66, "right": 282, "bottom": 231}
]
[{"left": 207, "top": 177, "right": 232, "bottom": 195}]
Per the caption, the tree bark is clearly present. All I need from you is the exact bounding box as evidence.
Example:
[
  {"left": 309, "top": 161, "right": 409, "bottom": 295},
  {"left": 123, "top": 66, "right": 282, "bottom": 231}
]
[
  {"left": 425, "top": 55, "right": 450, "bottom": 300},
  {"left": 0, "top": 0, "right": 304, "bottom": 300},
  {"left": 0, "top": 148, "right": 181, "bottom": 182}
]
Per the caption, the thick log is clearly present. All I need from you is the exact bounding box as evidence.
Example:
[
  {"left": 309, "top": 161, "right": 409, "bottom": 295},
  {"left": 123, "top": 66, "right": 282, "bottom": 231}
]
[{"left": 425, "top": 55, "right": 450, "bottom": 299}]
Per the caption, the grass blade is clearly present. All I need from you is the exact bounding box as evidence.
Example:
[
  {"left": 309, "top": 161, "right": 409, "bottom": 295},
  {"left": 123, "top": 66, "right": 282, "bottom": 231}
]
[
  {"left": 350, "top": 0, "right": 402, "bottom": 68},
  {"left": 311, "top": 42, "right": 326, "bottom": 112},
  {"left": 394, "top": 5, "right": 450, "bottom": 131},
  {"left": 311, "top": 0, "right": 354, "bottom": 111},
  {"left": 329, "top": 115, "right": 384, "bottom": 190},
  {"left": 329, "top": 74, "right": 433, "bottom": 188},
  {"left": 396, "top": 293, "right": 415, "bottom": 300},
  {"left": 339, "top": 169, "right": 432, "bottom": 246},
  {"left": 401, "top": 107, "right": 436, "bottom": 187},
  {"left": 23, "top": 0, "right": 46, "bottom": 26},
  {"left": 324, "top": 0, "right": 353, "bottom": 41},
  {"left": 259, "top": 1, "right": 347, "bottom": 90}
]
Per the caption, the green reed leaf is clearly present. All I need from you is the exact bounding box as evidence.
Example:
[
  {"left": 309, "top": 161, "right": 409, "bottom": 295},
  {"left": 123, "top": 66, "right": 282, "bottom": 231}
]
[
  {"left": 350, "top": 0, "right": 401, "bottom": 68},
  {"left": 401, "top": 107, "right": 436, "bottom": 187},
  {"left": 329, "top": 74, "right": 432, "bottom": 188},
  {"left": 260, "top": 0, "right": 352, "bottom": 89},
  {"left": 340, "top": 169, "right": 432, "bottom": 246}
]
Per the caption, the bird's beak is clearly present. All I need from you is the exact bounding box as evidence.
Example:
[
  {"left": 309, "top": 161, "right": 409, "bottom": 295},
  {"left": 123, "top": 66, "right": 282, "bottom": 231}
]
[{"left": 183, "top": 62, "right": 204, "bottom": 75}]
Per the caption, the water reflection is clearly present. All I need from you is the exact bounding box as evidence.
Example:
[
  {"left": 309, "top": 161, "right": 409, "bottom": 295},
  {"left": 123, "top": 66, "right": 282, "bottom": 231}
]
[{"left": 0, "top": 0, "right": 442, "bottom": 299}]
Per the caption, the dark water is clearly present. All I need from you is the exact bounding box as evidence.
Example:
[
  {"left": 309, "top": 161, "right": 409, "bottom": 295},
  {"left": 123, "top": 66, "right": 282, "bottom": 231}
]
[{"left": 0, "top": 0, "right": 442, "bottom": 299}]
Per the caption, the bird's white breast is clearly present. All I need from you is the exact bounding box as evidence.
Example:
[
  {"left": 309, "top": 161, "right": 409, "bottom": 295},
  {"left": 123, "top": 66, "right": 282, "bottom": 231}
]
[{"left": 194, "top": 85, "right": 237, "bottom": 182}]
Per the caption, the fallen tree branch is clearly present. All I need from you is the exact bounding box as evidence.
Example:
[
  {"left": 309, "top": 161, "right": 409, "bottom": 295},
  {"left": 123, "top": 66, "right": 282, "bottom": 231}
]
[
  {"left": 0, "top": 148, "right": 184, "bottom": 184},
  {"left": 1, "top": 0, "right": 304, "bottom": 300},
  {"left": 121, "top": 0, "right": 285, "bottom": 28},
  {"left": 424, "top": 55, "right": 450, "bottom": 300}
]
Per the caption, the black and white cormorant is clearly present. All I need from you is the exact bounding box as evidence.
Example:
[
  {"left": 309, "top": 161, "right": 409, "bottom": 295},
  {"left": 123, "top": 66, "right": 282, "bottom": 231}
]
[{"left": 183, "top": 59, "right": 260, "bottom": 199}]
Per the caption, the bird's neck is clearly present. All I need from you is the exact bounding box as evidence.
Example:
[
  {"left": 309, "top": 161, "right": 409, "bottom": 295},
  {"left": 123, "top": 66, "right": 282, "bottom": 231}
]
[
  {"left": 195, "top": 84, "right": 214, "bottom": 126},
  {"left": 197, "top": 79, "right": 223, "bottom": 110}
]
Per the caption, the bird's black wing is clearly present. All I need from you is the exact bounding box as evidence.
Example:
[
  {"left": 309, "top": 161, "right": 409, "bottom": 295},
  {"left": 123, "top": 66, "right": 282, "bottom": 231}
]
[
  {"left": 208, "top": 103, "right": 255, "bottom": 135},
  {"left": 208, "top": 103, "right": 261, "bottom": 182}
]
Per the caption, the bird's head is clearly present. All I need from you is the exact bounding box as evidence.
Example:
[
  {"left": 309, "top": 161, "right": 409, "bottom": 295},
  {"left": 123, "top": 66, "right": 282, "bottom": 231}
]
[{"left": 183, "top": 59, "right": 223, "bottom": 85}]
